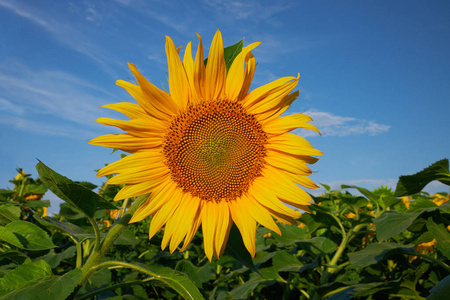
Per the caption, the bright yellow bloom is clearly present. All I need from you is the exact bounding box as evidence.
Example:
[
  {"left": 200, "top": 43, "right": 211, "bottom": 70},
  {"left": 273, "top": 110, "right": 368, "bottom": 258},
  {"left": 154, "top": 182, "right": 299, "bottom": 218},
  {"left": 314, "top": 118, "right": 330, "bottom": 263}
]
[
  {"left": 15, "top": 170, "right": 26, "bottom": 181},
  {"left": 401, "top": 196, "right": 411, "bottom": 210},
  {"left": 432, "top": 194, "right": 449, "bottom": 206},
  {"left": 89, "top": 30, "right": 322, "bottom": 260}
]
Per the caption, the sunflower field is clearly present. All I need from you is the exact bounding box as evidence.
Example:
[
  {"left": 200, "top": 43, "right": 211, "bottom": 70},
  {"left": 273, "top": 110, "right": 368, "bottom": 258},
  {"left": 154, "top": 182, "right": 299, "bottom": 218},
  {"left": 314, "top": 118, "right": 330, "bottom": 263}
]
[
  {"left": 0, "top": 158, "right": 449, "bottom": 300},
  {"left": 1, "top": 35, "right": 450, "bottom": 300}
]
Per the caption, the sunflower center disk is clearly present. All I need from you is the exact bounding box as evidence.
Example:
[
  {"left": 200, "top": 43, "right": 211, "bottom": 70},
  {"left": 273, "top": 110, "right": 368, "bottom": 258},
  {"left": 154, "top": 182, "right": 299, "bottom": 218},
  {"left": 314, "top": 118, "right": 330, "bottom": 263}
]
[{"left": 163, "top": 100, "right": 267, "bottom": 202}]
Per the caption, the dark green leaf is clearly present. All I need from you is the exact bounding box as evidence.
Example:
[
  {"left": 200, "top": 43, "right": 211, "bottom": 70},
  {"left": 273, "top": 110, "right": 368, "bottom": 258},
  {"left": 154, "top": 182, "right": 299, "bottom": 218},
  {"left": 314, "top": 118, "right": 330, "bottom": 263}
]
[
  {"left": 229, "top": 267, "right": 279, "bottom": 299},
  {"left": 373, "top": 211, "right": 420, "bottom": 241},
  {"left": 394, "top": 159, "right": 450, "bottom": 196},
  {"left": 224, "top": 224, "right": 258, "bottom": 273},
  {"left": 36, "top": 161, "right": 116, "bottom": 218},
  {"left": 196, "top": 261, "right": 216, "bottom": 284},
  {"left": 205, "top": 39, "right": 244, "bottom": 72},
  {"left": 0, "top": 260, "right": 52, "bottom": 294},
  {"left": 298, "top": 237, "right": 337, "bottom": 255},
  {"left": 115, "top": 229, "right": 140, "bottom": 246},
  {"left": 146, "top": 265, "right": 204, "bottom": 300},
  {"left": 427, "top": 275, "right": 450, "bottom": 300},
  {"left": 0, "top": 221, "right": 55, "bottom": 250},
  {"left": 34, "top": 216, "right": 93, "bottom": 243},
  {"left": 39, "top": 246, "right": 77, "bottom": 269},
  {"left": 272, "top": 223, "right": 307, "bottom": 245},
  {"left": 0, "top": 251, "right": 29, "bottom": 265},
  {"left": 426, "top": 218, "right": 450, "bottom": 259},
  {"left": 0, "top": 189, "right": 15, "bottom": 201},
  {"left": 272, "top": 250, "right": 303, "bottom": 272},
  {"left": 348, "top": 242, "right": 415, "bottom": 269},
  {"left": 175, "top": 260, "right": 202, "bottom": 288},
  {"left": 23, "top": 200, "right": 50, "bottom": 209},
  {"left": 0, "top": 205, "right": 21, "bottom": 224},
  {"left": 224, "top": 39, "right": 244, "bottom": 72},
  {"left": 0, "top": 268, "right": 82, "bottom": 300}
]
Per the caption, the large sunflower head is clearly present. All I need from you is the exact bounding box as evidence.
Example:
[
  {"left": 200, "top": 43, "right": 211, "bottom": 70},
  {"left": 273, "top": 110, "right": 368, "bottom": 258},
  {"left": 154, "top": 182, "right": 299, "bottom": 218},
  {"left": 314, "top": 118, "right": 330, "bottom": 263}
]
[{"left": 89, "top": 30, "right": 322, "bottom": 261}]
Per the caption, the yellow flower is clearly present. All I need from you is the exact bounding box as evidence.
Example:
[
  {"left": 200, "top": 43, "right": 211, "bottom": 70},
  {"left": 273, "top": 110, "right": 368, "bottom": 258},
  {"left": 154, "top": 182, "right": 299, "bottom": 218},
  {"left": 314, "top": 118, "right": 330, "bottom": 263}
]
[
  {"left": 432, "top": 194, "right": 449, "bottom": 206},
  {"left": 14, "top": 170, "right": 26, "bottom": 181},
  {"left": 89, "top": 30, "right": 322, "bottom": 260},
  {"left": 401, "top": 196, "right": 411, "bottom": 210}
]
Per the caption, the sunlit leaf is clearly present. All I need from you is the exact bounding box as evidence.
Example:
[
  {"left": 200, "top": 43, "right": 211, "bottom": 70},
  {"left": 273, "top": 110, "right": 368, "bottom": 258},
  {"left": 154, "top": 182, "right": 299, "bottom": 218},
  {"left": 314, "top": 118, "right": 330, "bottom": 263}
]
[
  {"left": 394, "top": 159, "right": 450, "bottom": 196},
  {"left": 0, "top": 221, "right": 55, "bottom": 250},
  {"left": 0, "top": 268, "right": 82, "bottom": 300}
]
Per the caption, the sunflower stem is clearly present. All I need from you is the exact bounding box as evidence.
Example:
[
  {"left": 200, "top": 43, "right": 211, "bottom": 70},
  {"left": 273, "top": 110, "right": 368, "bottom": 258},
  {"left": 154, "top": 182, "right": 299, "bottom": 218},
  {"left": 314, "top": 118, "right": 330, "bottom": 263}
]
[{"left": 68, "top": 195, "right": 146, "bottom": 300}]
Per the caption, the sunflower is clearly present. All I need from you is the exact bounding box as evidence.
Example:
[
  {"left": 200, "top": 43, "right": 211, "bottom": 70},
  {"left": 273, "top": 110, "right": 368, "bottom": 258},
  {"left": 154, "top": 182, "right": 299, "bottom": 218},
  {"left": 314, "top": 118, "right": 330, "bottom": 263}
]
[{"left": 89, "top": 30, "right": 322, "bottom": 260}]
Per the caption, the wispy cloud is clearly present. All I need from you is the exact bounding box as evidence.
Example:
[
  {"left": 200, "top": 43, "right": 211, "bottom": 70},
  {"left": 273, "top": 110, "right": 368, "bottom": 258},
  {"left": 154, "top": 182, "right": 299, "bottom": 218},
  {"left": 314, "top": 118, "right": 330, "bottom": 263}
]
[
  {"left": 0, "top": 60, "right": 120, "bottom": 137},
  {"left": 0, "top": 0, "right": 119, "bottom": 76},
  {"left": 294, "top": 110, "right": 390, "bottom": 137}
]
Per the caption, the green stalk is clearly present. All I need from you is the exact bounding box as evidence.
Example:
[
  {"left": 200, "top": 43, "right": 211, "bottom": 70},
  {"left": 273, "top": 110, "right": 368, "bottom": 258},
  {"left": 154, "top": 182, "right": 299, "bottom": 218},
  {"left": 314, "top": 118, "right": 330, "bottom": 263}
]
[
  {"left": 67, "top": 195, "right": 146, "bottom": 300},
  {"left": 76, "top": 278, "right": 154, "bottom": 300}
]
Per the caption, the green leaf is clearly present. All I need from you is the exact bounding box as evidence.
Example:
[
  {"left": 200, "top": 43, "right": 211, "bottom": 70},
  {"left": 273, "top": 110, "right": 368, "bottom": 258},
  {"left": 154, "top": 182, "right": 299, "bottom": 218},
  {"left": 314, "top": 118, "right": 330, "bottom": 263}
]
[
  {"left": 427, "top": 275, "right": 450, "bottom": 300},
  {"left": 36, "top": 161, "right": 116, "bottom": 218},
  {"left": 0, "top": 205, "right": 21, "bottom": 224},
  {"left": 224, "top": 224, "right": 258, "bottom": 273},
  {"left": 0, "top": 268, "right": 82, "bottom": 300},
  {"left": 348, "top": 242, "right": 415, "bottom": 269},
  {"left": 0, "top": 221, "right": 55, "bottom": 250},
  {"left": 394, "top": 159, "right": 450, "bottom": 196},
  {"left": 0, "top": 251, "right": 29, "bottom": 265},
  {"left": 426, "top": 218, "right": 450, "bottom": 259},
  {"left": 205, "top": 39, "right": 244, "bottom": 72},
  {"left": 23, "top": 200, "right": 50, "bottom": 209},
  {"left": 115, "top": 229, "right": 140, "bottom": 246},
  {"left": 229, "top": 267, "right": 279, "bottom": 299},
  {"left": 373, "top": 211, "right": 420, "bottom": 241},
  {"left": 0, "top": 189, "right": 15, "bottom": 201},
  {"left": 146, "top": 265, "right": 205, "bottom": 300},
  {"left": 272, "top": 250, "right": 303, "bottom": 272},
  {"left": 298, "top": 237, "right": 337, "bottom": 255},
  {"left": 34, "top": 216, "right": 94, "bottom": 243},
  {"left": 0, "top": 260, "right": 52, "bottom": 294},
  {"left": 272, "top": 223, "right": 307, "bottom": 246},
  {"left": 175, "top": 260, "right": 202, "bottom": 288},
  {"left": 224, "top": 39, "right": 244, "bottom": 72},
  {"left": 39, "top": 246, "right": 77, "bottom": 269},
  {"left": 196, "top": 261, "right": 216, "bottom": 284}
]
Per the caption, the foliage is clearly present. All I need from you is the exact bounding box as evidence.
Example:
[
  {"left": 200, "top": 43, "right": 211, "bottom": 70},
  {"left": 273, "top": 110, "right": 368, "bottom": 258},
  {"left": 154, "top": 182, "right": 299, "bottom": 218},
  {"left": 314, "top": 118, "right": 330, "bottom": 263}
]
[{"left": 0, "top": 159, "right": 449, "bottom": 299}]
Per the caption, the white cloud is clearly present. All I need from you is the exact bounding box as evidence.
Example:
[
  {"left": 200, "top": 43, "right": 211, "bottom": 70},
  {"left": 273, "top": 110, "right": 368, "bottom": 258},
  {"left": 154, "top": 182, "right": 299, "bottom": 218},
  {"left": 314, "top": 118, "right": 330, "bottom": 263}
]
[
  {"left": 0, "top": 0, "right": 119, "bottom": 76},
  {"left": 0, "top": 61, "right": 120, "bottom": 137},
  {"left": 293, "top": 110, "right": 390, "bottom": 137}
]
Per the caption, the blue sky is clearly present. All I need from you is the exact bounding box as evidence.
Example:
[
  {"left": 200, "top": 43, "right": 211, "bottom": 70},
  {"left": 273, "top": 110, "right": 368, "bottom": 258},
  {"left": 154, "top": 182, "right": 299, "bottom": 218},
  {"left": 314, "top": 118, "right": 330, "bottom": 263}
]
[{"left": 1, "top": 0, "right": 449, "bottom": 212}]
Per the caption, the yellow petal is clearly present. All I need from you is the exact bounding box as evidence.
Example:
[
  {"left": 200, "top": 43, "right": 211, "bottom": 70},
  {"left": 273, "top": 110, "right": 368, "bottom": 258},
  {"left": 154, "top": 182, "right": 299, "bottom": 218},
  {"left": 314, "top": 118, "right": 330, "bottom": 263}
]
[
  {"left": 205, "top": 30, "right": 226, "bottom": 100},
  {"left": 267, "top": 133, "right": 323, "bottom": 156},
  {"left": 88, "top": 133, "right": 162, "bottom": 152},
  {"left": 97, "top": 150, "right": 163, "bottom": 177},
  {"left": 100, "top": 102, "right": 149, "bottom": 120},
  {"left": 95, "top": 117, "right": 166, "bottom": 137},
  {"left": 180, "top": 200, "right": 204, "bottom": 251},
  {"left": 263, "top": 113, "right": 321, "bottom": 135},
  {"left": 129, "top": 180, "right": 177, "bottom": 222},
  {"left": 228, "top": 199, "right": 256, "bottom": 257},
  {"left": 241, "top": 194, "right": 281, "bottom": 236},
  {"left": 168, "top": 195, "right": 201, "bottom": 253},
  {"left": 246, "top": 75, "right": 299, "bottom": 115},
  {"left": 126, "top": 63, "right": 179, "bottom": 115},
  {"left": 249, "top": 179, "right": 301, "bottom": 218},
  {"left": 237, "top": 53, "right": 256, "bottom": 101},
  {"left": 202, "top": 201, "right": 216, "bottom": 261},
  {"left": 214, "top": 201, "right": 231, "bottom": 258},
  {"left": 106, "top": 168, "right": 169, "bottom": 185},
  {"left": 226, "top": 42, "right": 260, "bottom": 101},
  {"left": 183, "top": 41, "right": 199, "bottom": 103},
  {"left": 165, "top": 36, "right": 190, "bottom": 109},
  {"left": 148, "top": 191, "right": 182, "bottom": 241},
  {"left": 193, "top": 33, "right": 206, "bottom": 100},
  {"left": 264, "top": 151, "right": 312, "bottom": 175}
]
